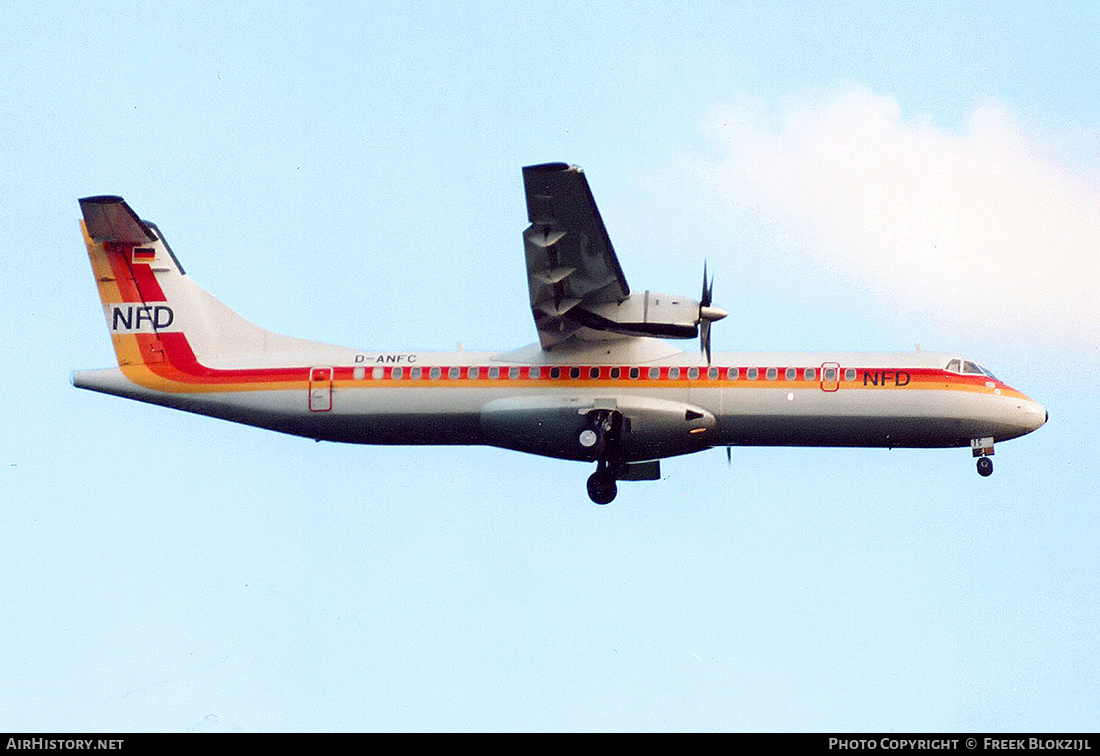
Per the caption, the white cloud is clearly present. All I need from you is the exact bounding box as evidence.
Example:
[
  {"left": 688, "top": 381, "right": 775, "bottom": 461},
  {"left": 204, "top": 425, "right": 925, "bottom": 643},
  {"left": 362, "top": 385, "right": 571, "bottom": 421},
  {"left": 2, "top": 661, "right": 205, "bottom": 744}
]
[{"left": 705, "top": 88, "right": 1100, "bottom": 348}]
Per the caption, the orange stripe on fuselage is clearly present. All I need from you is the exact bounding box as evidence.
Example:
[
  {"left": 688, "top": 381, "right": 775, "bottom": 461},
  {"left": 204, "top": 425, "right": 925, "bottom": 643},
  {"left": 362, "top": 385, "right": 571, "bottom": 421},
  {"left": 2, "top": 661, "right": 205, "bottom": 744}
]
[
  {"left": 119, "top": 332, "right": 309, "bottom": 393},
  {"left": 117, "top": 331, "right": 1031, "bottom": 402},
  {"left": 83, "top": 223, "right": 128, "bottom": 306}
]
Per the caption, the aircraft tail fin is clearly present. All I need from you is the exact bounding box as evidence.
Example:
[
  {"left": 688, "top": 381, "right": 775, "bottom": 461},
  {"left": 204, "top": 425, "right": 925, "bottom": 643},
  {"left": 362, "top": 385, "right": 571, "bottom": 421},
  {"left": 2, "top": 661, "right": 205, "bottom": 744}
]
[{"left": 79, "top": 195, "right": 319, "bottom": 371}]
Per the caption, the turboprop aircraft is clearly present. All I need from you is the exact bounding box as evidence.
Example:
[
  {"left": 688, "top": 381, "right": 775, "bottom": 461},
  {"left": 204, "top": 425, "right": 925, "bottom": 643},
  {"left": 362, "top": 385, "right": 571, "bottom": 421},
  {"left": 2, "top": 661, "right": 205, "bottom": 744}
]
[{"left": 73, "top": 162, "right": 1047, "bottom": 504}]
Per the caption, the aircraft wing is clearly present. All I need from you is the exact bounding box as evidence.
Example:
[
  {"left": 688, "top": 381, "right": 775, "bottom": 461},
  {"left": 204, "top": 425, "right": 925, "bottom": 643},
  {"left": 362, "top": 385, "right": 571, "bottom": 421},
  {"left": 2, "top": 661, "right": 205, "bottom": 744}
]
[{"left": 523, "top": 163, "right": 630, "bottom": 348}]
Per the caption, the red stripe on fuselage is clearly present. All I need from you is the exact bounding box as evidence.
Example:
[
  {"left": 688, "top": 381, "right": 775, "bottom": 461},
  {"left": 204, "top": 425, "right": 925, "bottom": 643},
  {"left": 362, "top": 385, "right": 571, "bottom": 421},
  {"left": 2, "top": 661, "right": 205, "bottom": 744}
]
[
  {"left": 103, "top": 245, "right": 168, "bottom": 303},
  {"left": 137, "top": 332, "right": 310, "bottom": 385},
  {"left": 129, "top": 262, "right": 167, "bottom": 302},
  {"left": 129, "top": 328, "right": 1023, "bottom": 399},
  {"left": 103, "top": 243, "right": 143, "bottom": 303}
]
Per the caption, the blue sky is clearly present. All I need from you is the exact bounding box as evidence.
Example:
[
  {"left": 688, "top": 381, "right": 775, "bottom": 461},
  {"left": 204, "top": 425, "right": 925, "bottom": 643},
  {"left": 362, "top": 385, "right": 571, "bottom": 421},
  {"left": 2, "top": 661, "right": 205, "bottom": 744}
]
[{"left": 2, "top": 1, "right": 1098, "bottom": 732}]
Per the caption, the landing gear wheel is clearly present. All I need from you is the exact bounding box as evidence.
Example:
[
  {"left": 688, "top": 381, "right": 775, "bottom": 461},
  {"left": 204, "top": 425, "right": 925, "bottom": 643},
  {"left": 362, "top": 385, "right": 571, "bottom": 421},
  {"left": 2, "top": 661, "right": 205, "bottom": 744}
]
[
  {"left": 587, "top": 470, "right": 617, "bottom": 505},
  {"left": 977, "top": 457, "right": 994, "bottom": 477}
]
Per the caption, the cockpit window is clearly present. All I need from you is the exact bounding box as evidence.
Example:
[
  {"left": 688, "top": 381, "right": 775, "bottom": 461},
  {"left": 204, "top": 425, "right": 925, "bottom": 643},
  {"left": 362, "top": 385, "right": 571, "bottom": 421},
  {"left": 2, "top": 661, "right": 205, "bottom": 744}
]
[{"left": 948, "top": 358, "right": 998, "bottom": 380}]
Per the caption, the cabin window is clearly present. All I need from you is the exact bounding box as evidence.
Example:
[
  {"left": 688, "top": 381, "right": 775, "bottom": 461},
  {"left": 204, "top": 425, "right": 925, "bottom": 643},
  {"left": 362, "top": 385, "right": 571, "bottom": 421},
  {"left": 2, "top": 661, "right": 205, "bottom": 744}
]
[
  {"left": 823, "top": 367, "right": 836, "bottom": 382},
  {"left": 570, "top": 367, "right": 580, "bottom": 379},
  {"left": 610, "top": 367, "right": 621, "bottom": 379},
  {"left": 589, "top": 367, "right": 600, "bottom": 379},
  {"left": 392, "top": 366, "right": 403, "bottom": 379},
  {"left": 508, "top": 366, "right": 520, "bottom": 379},
  {"left": 649, "top": 366, "right": 660, "bottom": 379},
  {"left": 630, "top": 367, "right": 640, "bottom": 379},
  {"left": 727, "top": 367, "right": 739, "bottom": 380},
  {"left": 804, "top": 367, "right": 816, "bottom": 381},
  {"left": 529, "top": 366, "right": 540, "bottom": 379},
  {"left": 353, "top": 366, "right": 366, "bottom": 380},
  {"left": 430, "top": 366, "right": 441, "bottom": 379},
  {"left": 785, "top": 367, "right": 797, "bottom": 381},
  {"left": 688, "top": 367, "right": 699, "bottom": 380},
  {"left": 550, "top": 367, "right": 561, "bottom": 379},
  {"left": 411, "top": 367, "right": 423, "bottom": 379},
  {"left": 845, "top": 368, "right": 856, "bottom": 381},
  {"left": 747, "top": 367, "right": 758, "bottom": 380},
  {"left": 488, "top": 366, "right": 499, "bottom": 379},
  {"left": 467, "top": 366, "right": 477, "bottom": 379},
  {"left": 766, "top": 367, "right": 778, "bottom": 380},
  {"left": 448, "top": 366, "right": 461, "bottom": 379},
  {"left": 708, "top": 367, "right": 719, "bottom": 380},
  {"left": 669, "top": 367, "right": 681, "bottom": 380}
]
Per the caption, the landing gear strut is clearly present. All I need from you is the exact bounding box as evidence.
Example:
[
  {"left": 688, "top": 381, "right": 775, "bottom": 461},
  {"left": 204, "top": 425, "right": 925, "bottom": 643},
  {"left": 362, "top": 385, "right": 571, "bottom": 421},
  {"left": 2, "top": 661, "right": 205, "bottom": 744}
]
[
  {"left": 972, "top": 436, "right": 995, "bottom": 477},
  {"left": 582, "top": 409, "right": 624, "bottom": 505}
]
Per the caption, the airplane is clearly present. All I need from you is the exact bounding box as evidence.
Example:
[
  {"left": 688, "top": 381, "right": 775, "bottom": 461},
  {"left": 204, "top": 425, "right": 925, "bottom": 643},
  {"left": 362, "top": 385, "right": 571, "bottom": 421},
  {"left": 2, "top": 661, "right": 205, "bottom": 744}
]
[{"left": 72, "top": 162, "right": 1047, "bottom": 504}]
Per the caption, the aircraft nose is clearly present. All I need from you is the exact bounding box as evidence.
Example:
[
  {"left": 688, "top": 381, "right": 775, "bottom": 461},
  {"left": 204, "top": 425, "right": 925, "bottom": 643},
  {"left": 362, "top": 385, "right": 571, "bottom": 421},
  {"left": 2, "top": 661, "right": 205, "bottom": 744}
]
[{"left": 1024, "top": 400, "right": 1048, "bottom": 433}]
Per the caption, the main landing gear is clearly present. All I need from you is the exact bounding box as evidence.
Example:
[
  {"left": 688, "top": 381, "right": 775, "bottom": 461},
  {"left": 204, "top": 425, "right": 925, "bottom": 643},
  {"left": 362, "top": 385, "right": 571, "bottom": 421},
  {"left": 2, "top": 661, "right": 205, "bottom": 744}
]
[
  {"left": 581, "top": 408, "right": 624, "bottom": 505},
  {"left": 972, "top": 436, "right": 995, "bottom": 477},
  {"left": 587, "top": 462, "right": 618, "bottom": 505}
]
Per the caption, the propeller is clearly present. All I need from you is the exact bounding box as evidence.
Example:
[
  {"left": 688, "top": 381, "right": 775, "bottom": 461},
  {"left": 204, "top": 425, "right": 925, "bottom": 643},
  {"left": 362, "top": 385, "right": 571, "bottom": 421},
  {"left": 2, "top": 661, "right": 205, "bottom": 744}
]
[{"left": 698, "top": 261, "right": 728, "bottom": 364}]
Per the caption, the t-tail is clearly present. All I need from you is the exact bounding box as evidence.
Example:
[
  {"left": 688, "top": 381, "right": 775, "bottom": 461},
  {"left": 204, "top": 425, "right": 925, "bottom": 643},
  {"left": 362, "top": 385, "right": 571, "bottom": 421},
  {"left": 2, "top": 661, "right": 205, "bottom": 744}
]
[{"left": 73, "top": 196, "right": 341, "bottom": 401}]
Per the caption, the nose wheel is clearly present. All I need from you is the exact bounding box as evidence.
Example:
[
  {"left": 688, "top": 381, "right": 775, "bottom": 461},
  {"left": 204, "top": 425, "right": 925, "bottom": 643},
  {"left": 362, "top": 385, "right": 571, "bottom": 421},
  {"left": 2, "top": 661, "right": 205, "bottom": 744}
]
[{"left": 972, "top": 436, "right": 995, "bottom": 477}]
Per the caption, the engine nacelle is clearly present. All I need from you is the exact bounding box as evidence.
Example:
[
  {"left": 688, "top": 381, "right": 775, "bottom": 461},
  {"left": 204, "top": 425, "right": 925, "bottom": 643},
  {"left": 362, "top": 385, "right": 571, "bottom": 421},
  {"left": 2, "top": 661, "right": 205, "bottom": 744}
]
[
  {"left": 480, "top": 394, "right": 716, "bottom": 461},
  {"left": 577, "top": 291, "right": 701, "bottom": 339}
]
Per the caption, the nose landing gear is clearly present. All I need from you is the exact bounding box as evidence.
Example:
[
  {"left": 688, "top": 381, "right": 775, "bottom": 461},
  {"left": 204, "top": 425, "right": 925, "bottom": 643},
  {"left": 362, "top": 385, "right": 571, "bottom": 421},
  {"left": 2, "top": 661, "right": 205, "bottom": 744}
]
[{"left": 972, "top": 436, "right": 995, "bottom": 477}]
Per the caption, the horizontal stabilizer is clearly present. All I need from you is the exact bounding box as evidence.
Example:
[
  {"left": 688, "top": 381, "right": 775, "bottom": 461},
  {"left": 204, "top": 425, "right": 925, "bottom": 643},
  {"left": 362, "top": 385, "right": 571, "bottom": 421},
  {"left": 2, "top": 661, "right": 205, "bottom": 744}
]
[{"left": 79, "top": 195, "right": 156, "bottom": 245}]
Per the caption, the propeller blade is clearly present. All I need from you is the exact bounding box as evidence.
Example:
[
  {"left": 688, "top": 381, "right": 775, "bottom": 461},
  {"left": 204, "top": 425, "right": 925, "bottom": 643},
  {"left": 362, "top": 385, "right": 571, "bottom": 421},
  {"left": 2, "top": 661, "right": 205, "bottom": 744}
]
[
  {"left": 698, "top": 261, "right": 722, "bottom": 364},
  {"left": 701, "top": 319, "right": 712, "bottom": 364}
]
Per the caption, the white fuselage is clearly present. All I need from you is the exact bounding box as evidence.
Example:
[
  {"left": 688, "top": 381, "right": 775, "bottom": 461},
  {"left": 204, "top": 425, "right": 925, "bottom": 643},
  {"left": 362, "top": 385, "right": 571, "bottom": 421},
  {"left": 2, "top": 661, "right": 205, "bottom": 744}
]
[
  {"left": 73, "top": 189, "right": 1048, "bottom": 502},
  {"left": 73, "top": 341, "right": 1048, "bottom": 463}
]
